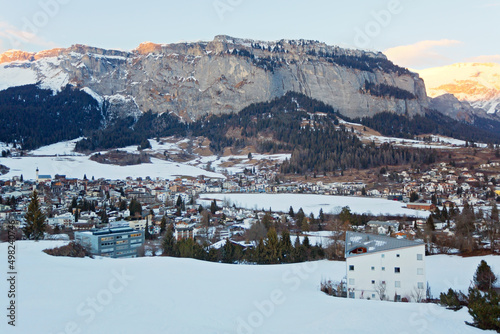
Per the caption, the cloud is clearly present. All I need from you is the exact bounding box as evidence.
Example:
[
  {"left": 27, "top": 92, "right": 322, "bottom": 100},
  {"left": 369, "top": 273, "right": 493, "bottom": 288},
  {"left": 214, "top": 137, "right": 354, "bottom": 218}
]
[
  {"left": 0, "top": 21, "right": 57, "bottom": 52},
  {"left": 384, "top": 39, "right": 462, "bottom": 69},
  {"left": 465, "top": 55, "right": 500, "bottom": 64}
]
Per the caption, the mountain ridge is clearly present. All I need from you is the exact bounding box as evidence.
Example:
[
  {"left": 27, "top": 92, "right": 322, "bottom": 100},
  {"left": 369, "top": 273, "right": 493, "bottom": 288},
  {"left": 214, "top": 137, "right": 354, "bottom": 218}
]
[
  {"left": 417, "top": 62, "right": 500, "bottom": 115},
  {"left": 0, "top": 35, "right": 428, "bottom": 121}
]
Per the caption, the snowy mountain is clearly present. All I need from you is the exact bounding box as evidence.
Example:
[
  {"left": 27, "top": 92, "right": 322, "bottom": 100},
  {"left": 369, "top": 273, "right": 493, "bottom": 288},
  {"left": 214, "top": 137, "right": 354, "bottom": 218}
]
[
  {"left": 417, "top": 62, "right": 500, "bottom": 115},
  {"left": 0, "top": 36, "right": 428, "bottom": 121}
]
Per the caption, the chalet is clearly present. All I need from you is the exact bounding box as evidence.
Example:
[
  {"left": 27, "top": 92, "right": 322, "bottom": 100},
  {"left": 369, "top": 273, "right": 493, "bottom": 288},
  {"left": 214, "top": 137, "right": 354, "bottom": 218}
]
[{"left": 345, "top": 232, "right": 426, "bottom": 302}]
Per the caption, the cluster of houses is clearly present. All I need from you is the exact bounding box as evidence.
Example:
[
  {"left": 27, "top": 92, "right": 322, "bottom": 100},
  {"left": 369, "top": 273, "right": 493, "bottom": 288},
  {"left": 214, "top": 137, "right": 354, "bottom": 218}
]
[{"left": 1, "top": 158, "right": 500, "bottom": 259}]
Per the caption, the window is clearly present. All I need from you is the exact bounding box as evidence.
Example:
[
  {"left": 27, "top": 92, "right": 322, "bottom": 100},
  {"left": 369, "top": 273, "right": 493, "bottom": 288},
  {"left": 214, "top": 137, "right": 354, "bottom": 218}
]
[
  {"left": 417, "top": 268, "right": 424, "bottom": 275},
  {"left": 417, "top": 254, "right": 423, "bottom": 261},
  {"left": 418, "top": 282, "right": 424, "bottom": 289},
  {"left": 395, "top": 281, "right": 401, "bottom": 288},
  {"left": 372, "top": 294, "right": 376, "bottom": 298},
  {"left": 371, "top": 266, "right": 375, "bottom": 271},
  {"left": 396, "top": 254, "right": 400, "bottom": 258},
  {"left": 381, "top": 267, "right": 385, "bottom": 271},
  {"left": 349, "top": 278, "right": 355, "bottom": 285},
  {"left": 349, "top": 265, "right": 354, "bottom": 271},
  {"left": 381, "top": 254, "right": 385, "bottom": 258},
  {"left": 130, "top": 233, "right": 141, "bottom": 238},
  {"left": 395, "top": 267, "right": 401, "bottom": 273},
  {"left": 100, "top": 236, "right": 113, "bottom": 241},
  {"left": 395, "top": 294, "right": 401, "bottom": 302},
  {"left": 371, "top": 280, "right": 375, "bottom": 284}
]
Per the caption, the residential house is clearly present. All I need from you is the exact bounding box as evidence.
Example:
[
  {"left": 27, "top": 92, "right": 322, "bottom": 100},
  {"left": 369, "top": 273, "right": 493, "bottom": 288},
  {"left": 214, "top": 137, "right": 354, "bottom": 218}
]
[{"left": 345, "top": 232, "right": 426, "bottom": 302}]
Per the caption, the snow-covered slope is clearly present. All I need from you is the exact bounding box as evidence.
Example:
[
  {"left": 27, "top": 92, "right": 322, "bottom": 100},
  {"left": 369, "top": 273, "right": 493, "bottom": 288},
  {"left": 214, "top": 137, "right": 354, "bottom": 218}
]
[
  {"left": 1, "top": 241, "right": 496, "bottom": 334},
  {"left": 417, "top": 62, "right": 500, "bottom": 114}
]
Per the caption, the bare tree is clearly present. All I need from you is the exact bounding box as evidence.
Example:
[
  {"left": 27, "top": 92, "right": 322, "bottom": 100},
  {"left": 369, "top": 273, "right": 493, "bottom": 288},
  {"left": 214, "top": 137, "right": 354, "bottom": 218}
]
[
  {"left": 375, "top": 281, "right": 387, "bottom": 301},
  {"left": 411, "top": 285, "right": 425, "bottom": 302}
]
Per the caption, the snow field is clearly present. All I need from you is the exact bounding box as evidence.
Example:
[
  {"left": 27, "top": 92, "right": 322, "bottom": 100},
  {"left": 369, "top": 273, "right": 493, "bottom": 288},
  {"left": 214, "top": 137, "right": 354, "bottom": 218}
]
[
  {"left": 199, "top": 193, "right": 431, "bottom": 218},
  {"left": 1, "top": 241, "right": 497, "bottom": 334}
]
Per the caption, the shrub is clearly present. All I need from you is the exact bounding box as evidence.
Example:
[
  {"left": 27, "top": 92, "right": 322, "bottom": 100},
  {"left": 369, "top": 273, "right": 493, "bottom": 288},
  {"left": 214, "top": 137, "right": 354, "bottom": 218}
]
[
  {"left": 43, "top": 241, "right": 92, "bottom": 258},
  {"left": 439, "top": 288, "right": 466, "bottom": 311}
]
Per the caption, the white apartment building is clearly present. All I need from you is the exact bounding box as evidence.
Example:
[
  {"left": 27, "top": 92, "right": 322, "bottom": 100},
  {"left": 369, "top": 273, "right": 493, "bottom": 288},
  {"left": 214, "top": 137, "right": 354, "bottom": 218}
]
[{"left": 345, "top": 231, "right": 426, "bottom": 302}]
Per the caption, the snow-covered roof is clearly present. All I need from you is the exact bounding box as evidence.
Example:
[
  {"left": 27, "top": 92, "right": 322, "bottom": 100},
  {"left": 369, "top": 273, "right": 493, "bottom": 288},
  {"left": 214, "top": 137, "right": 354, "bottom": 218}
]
[{"left": 345, "top": 231, "right": 423, "bottom": 258}]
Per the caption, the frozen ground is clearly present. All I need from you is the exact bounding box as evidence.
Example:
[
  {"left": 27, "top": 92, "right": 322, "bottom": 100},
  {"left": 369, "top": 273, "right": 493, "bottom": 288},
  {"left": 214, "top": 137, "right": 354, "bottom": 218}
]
[
  {"left": 1, "top": 241, "right": 497, "bottom": 334},
  {"left": 0, "top": 137, "right": 290, "bottom": 180},
  {"left": 0, "top": 156, "right": 224, "bottom": 181},
  {"left": 199, "top": 193, "right": 431, "bottom": 218}
]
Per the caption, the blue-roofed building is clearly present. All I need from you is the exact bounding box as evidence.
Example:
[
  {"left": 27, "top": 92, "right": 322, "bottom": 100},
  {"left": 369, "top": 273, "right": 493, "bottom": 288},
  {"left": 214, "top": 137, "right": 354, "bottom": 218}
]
[
  {"left": 75, "top": 227, "right": 145, "bottom": 258},
  {"left": 36, "top": 168, "right": 51, "bottom": 183},
  {"left": 345, "top": 231, "right": 426, "bottom": 302}
]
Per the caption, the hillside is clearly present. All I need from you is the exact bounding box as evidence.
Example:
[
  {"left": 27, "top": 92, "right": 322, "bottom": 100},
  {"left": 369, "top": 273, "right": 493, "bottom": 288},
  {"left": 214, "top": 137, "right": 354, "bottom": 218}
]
[
  {"left": 0, "top": 241, "right": 496, "bottom": 334},
  {"left": 0, "top": 35, "right": 428, "bottom": 121}
]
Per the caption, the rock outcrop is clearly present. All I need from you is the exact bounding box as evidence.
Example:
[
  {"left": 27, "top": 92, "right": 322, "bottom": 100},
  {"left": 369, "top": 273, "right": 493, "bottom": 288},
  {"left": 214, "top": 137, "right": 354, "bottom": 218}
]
[{"left": 0, "top": 35, "right": 429, "bottom": 121}]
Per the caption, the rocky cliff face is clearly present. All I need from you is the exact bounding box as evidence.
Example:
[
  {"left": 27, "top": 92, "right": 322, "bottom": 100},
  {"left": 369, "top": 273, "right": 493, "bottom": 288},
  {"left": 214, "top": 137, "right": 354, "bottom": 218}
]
[{"left": 0, "top": 35, "right": 429, "bottom": 121}]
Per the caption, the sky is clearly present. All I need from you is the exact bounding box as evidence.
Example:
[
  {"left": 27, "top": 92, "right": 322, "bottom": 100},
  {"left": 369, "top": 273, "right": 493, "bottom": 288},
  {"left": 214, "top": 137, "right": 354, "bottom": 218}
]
[{"left": 0, "top": 0, "right": 498, "bottom": 69}]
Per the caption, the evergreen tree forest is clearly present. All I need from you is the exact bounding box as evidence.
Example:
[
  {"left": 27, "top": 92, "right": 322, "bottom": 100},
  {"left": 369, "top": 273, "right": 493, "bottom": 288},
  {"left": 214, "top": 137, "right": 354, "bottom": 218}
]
[
  {"left": 5, "top": 83, "right": 500, "bottom": 176},
  {"left": 161, "top": 226, "right": 325, "bottom": 264},
  {"left": 0, "top": 84, "right": 103, "bottom": 149},
  {"left": 354, "top": 111, "right": 500, "bottom": 144}
]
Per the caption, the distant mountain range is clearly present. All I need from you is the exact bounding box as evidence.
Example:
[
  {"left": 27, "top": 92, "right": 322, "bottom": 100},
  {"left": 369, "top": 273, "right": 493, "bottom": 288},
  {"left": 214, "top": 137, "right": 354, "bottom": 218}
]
[
  {"left": 418, "top": 62, "right": 500, "bottom": 118},
  {"left": 1, "top": 35, "right": 500, "bottom": 152}
]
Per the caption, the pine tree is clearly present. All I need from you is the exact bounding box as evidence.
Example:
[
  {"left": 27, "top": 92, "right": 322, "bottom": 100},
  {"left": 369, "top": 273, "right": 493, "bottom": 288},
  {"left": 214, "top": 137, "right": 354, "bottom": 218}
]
[
  {"left": 162, "top": 224, "right": 178, "bottom": 256},
  {"left": 145, "top": 219, "right": 151, "bottom": 240},
  {"left": 23, "top": 190, "right": 47, "bottom": 240},
  {"left": 210, "top": 199, "right": 219, "bottom": 214},
  {"left": 129, "top": 198, "right": 142, "bottom": 217},
  {"left": 292, "top": 236, "right": 302, "bottom": 262},
  {"left": 160, "top": 215, "right": 167, "bottom": 235},
  {"left": 426, "top": 215, "right": 435, "bottom": 232},
  {"left": 255, "top": 238, "right": 266, "bottom": 264},
  {"left": 467, "top": 287, "right": 500, "bottom": 331},
  {"left": 474, "top": 260, "right": 497, "bottom": 292},
  {"left": 222, "top": 238, "right": 235, "bottom": 263},
  {"left": 280, "top": 229, "right": 292, "bottom": 263},
  {"left": 265, "top": 228, "right": 280, "bottom": 264}
]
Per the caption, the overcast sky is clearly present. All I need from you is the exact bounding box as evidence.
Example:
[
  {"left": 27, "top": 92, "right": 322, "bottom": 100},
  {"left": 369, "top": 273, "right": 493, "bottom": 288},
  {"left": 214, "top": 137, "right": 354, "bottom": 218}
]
[{"left": 0, "top": 0, "right": 498, "bottom": 69}]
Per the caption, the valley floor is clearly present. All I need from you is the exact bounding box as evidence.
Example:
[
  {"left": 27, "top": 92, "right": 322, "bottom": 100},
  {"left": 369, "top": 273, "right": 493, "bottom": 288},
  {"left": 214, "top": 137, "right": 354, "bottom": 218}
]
[{"left": 1, "top": 241, "right": 498, "bottom": 334}]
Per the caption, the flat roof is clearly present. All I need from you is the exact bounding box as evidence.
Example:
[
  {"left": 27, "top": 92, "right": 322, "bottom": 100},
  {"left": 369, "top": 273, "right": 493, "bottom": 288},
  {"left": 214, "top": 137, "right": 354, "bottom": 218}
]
[{"left": 345, "top": 231, "right": 423, "bottom": 258}]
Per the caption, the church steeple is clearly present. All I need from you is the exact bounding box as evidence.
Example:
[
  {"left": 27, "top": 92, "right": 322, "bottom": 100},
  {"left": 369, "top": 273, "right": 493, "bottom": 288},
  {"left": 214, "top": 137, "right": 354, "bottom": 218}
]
[{"left": 36, "top": 167, "right": 39, "bottom": 182}]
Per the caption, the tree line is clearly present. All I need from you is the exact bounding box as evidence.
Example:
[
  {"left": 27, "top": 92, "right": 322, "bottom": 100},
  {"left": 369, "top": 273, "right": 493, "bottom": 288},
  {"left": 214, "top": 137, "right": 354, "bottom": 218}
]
[{"left": 162, "top": 224, "right": 325, "bottom": 264}]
